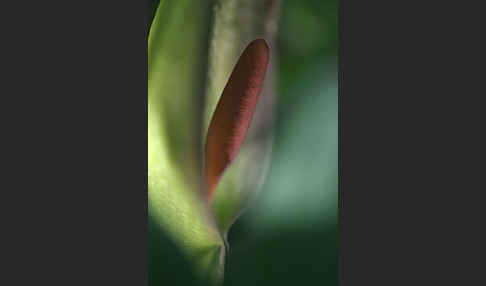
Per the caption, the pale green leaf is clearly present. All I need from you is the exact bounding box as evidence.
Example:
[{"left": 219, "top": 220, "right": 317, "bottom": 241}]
[{"left": 148, "top": 0, "right": 224, "bottom": 283}]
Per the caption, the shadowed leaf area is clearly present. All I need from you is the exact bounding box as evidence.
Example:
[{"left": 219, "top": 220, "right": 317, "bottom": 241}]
[
  {"left": 224, "top": 224, "right": 338, "bottom": 286},
  {"left": 221, "top": 58, "right": 338, "bottom": 286},
  {"left": 148, "top": 0, "right": 161, "bottom": 34},
  {"left": 148, "top": 214, "right": 205, "bottom": 286}
]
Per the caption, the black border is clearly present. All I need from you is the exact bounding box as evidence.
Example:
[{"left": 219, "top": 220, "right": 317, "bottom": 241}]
[{"left": 4, "top": 0, "right": 148, "bottom": 284}]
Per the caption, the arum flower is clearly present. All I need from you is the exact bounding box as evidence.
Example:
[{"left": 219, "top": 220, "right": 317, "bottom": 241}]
[
  {"left": 148, "top": 1, "right": 276, "bottom": 284},
  {"left": 205, "top": 39, "right": 269, "bottom": 203}
]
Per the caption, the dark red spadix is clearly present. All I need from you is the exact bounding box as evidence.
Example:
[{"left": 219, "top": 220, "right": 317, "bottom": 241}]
[{"left": 205, "top": 39, "right": 269, "bottom": 203}]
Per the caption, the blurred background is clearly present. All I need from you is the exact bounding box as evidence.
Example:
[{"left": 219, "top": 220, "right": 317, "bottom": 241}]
[{"left": 149, "top": 0, "right": 338, "bottom": 285}]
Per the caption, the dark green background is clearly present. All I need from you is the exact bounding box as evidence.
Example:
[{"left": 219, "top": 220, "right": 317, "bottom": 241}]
[{"left": 148, "top": 0, "right": 338, "bottom": 285}]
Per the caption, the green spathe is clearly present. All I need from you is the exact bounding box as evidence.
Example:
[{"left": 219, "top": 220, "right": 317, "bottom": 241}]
[
  {"left": 148, "top": 0, "right": 223, "bottom": 283},
  {"left": 148, "top": 0, "right": 278, "bottom": 284}
]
